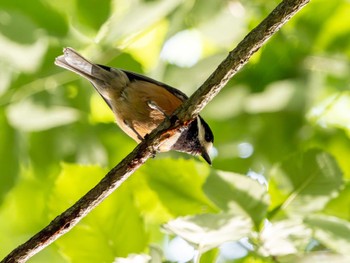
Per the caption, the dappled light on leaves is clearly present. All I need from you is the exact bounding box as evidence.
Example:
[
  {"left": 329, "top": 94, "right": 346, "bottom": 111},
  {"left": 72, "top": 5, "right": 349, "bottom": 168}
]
[{"left": 1, "top": 0, "right": 350, "bottom": 262}]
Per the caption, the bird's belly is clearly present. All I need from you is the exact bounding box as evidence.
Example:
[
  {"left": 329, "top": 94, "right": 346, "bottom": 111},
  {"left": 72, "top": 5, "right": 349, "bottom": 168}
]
[{"left": 112, "top": 99, "right": 162, "bottom": 142}]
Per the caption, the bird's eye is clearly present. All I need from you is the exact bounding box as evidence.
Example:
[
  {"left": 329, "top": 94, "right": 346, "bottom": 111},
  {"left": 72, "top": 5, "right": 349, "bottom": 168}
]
[{"left": 205, "top": 132, "right": 212, "bottom": 142}]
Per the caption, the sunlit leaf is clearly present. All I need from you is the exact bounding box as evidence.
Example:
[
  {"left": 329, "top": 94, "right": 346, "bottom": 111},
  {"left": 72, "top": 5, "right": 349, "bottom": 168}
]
[
  {"left": 314, "top": 2, "right": 350, "bottom": 53},
  {"left": 308, "top": 92, "right": 350, "bottom": 137},
  {"left": 325, "top": 131, "right": 350, "bottom": 180},
  {"left": 164, "top": 54, "right": 225, "bottom": 94},
  {"left": 0, "top": 169, "right": 53, "bottom": 259},
  {"left": 269, "top": 149, "right": 343, "bottom": 215},
  {"left": 97, "top": 0, "right": 181, "bottom": 44},
  {"left": 164, "top": 213, "right": 252, "bottom": 253},
  {"left": 49, "top": 164, "right": 147, "bottom": 262},
  {"left": 324, "top": 183, "right": 350, "bottom": 221},
  {"left": 126, "top": 19, "right": 168, "bottom": 70},
  {"left": 280, "top": 253, "right": 350, "bottom": 263},
  {"left": 204, "top": 170, "right": 269, "bottom": 228},
  {"left": 139, "top": 158, "right": 217, "bottom": 216},
  {"left": 128, "top": 170, "right": 173, "bottom": 225},
  {"left": 89, "top": 92, "right": 115, "bottom": 123},
  {"left": 244, "top": 80, "right": 296, "bottom": 113},
  {"left": 0, "top": 35, "right": 47, "bottom": 72},
  {"left": 7, "top": 100, "right": 80, "bottom": 131},
  {"left": 258, "top": 219, "right": 311, "bottom": 257},
  {"left": 304, "top": 214, "right": 350, "bottom": 255},
  {"left": 198, "top": 2, "right": 246, "bottom": 48}
]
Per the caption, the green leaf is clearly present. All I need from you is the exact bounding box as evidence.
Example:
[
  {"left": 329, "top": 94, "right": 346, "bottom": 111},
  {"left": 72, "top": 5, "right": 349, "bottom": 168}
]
[
  {"left": 96, "top": 0, "right": 182, "bottom": 44},
  {"left": 280, "top": 253, "right": 350, "bottom": 263},
  {"left": 163, "top": 213, "right": 253, "bottom": 253},
  {"left": 0, "top": 10, "right": 38, "bottom": 44},
  {"left": 0, "top": 169, "right": 53, "bottom": 259},
  {"left": 0, "top": 109, "right": 19, "bottom": 202},
  {"left": 1, "top": 0, "right": 68, "bottom": 38},
  {"left": 308, "top": 92, "right": 350, "bottom": 137},
  {"left": 199, "top": 248, "right": 219, "bottom": 263},
  {"left": 314, "top": 3, "right": 350, "bottom": 52},
  {"left": 49, "top": 164, "right": 147, "bottom": 262},
  {"left": 324, "top": 183, "right": 350, "bottom": 220},
  {"left": 198, "top": 3, "right": 246, "bottom": 48},
  {"left": 203, "top": 170, "right": 269, "bottom": 228},
  {"left": 269, "top": 149, "right": 343, "bottom": 216},
  {"left": 325, "top": 131, "right": 350, "bottom": 180},
  {"left": 138, "top": 158, "right": 217, "bottom": 216},
  {"left": 304, "top": 214, "right": 350, "bottom": 255},
  {"left": 76, "top": 0, "right": 111, "bottom": 31}
]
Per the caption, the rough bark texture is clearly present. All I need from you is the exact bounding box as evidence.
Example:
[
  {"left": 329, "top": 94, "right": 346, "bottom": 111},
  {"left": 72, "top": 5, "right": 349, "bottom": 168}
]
[{"left": 1, "top": 0, "right": 310, "bottom": 262}]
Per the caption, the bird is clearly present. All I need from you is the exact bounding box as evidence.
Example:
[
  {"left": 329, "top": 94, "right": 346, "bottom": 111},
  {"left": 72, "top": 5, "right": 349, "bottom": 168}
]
[{"left": 55, "top": 47, "right": 214, "bottom": 164}]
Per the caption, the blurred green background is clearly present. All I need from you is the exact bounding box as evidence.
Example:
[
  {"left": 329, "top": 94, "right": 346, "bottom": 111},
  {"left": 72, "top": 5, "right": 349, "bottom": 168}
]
[{"left": 1, "top": 0, "right": 350, "bottom": 262}]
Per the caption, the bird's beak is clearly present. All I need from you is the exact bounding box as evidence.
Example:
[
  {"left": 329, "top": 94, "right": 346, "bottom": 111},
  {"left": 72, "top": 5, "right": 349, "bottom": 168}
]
[{"left": 201, "top": 150, "right": 212, "bottom": 165}]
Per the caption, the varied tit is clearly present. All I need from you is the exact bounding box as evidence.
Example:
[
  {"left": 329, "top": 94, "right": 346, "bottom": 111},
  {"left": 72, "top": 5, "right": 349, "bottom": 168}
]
[{"left": 55, "top": 47, "right": 214, "bottom": 164}]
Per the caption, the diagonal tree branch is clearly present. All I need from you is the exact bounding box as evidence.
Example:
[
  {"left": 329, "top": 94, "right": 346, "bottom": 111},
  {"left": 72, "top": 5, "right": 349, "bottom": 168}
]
[{"left": 1, "top": 0, "right": 310, "bottom": 262}]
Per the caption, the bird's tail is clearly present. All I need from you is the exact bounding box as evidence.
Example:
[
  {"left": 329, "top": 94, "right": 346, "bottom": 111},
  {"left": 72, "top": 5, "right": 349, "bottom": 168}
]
[
  {"left": 55, "top": 47, "right": 129, "bottom": 100},
  {"left": 55, "top": 47, "right": 102, "bottom": 81}
]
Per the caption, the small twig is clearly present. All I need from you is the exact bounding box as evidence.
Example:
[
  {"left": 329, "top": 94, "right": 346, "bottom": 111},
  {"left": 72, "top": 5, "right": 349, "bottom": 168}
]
[{"left": 1, "top": 0, "right": 310, "bottom": 262}]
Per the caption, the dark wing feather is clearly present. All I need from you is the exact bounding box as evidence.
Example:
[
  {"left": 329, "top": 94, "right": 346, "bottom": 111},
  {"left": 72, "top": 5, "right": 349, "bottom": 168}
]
[{"left": 97, "top": 64, "right": 188, "bottom": 102}]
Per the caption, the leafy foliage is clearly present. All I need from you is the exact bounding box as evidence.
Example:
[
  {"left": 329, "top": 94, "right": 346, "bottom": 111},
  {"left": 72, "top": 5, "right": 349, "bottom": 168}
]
[{"left": 1, "top": 0, "right": 350, "bottom": 262}]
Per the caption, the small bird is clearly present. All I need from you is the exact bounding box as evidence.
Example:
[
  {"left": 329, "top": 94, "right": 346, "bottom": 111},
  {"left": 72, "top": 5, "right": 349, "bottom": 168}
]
[{"left": 55, "top": 48, "right": 214, "bottom": 164}]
